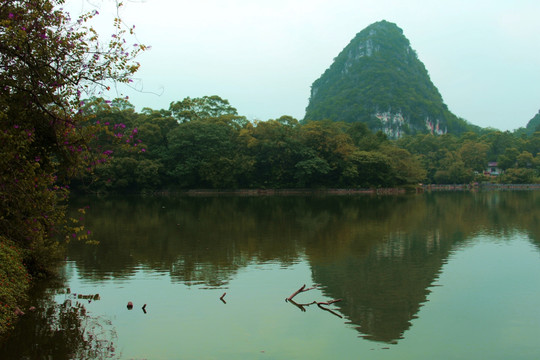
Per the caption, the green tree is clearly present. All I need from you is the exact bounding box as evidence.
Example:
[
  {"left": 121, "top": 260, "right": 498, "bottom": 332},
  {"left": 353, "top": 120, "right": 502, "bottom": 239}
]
[
  {"left": 169, "top": 95, "right": 238, "bottom": 123},
  {"left": 458, "top": 140, "right": 489, "bottom": 172},
  {"left": 166, "top": 117, "right": 250, "bottom": 188},
  {"left": 498, "top": 148, "right": 519, "bottom": 170},
  {"left": 380, "top": 145, "right": 427, "bottom": 185},
  {"left": 348, "top": 150, "right": 394, "bottom": 187},
  {"left": 499, "top": 168, "right": 535, "bottom": 184},
  {"left": 516, "top": 151, "right": 534, "bottom": 168},
  {"left": 0, "top": 0, "right": 143, "bottom": 333},
  {"left": 433, "top": 151, "right": 472, "bottom": 184},
  {"left": 243, "top": 116, "right": 307, "bottom": 188},
  {"left": 299, "top": 120, "right": 356, "bottom": 186}
]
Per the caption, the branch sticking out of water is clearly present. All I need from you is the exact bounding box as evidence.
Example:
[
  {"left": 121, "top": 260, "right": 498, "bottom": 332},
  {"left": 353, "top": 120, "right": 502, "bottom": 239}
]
[
  {"left": 286, "top": 284, "right": 317, "bottom": 302},
  {"left": 286, "top": 284, "right": 343, "bottom": 318},
  {"left": 287, "top": 299, "right": 317, "bottom": 312}
]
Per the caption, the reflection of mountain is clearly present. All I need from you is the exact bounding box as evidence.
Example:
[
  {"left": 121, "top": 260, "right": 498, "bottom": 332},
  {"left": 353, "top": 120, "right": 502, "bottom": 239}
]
[
  {"left": 68, "top": 191, "right": 540, "bottom": 342},
  {"left": 311, "top": 230, "right": 457, "bottom": 342},
  {"left": 307, "top": 191, "right": 540, "bottom": 342}
]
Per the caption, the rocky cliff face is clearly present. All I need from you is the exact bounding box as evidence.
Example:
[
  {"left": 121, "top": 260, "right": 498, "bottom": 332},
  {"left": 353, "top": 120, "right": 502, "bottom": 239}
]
[{"left": 304, "top": 20, "right": 470, "bottom": 137}]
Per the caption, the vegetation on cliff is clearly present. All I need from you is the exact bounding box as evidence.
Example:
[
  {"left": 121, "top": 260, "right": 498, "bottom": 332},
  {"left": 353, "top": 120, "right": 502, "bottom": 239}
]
[
  {"left": 525, "top": 110, "right": 540, "bottom": 136},
  {"left": 304, "top": 20, "right": 478, "bottom": 137}
]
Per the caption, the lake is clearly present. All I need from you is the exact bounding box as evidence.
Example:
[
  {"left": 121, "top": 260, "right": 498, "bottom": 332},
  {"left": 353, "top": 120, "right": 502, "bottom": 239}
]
[{"left": 1, "top": 191, "right": 539, "bottom": 359}]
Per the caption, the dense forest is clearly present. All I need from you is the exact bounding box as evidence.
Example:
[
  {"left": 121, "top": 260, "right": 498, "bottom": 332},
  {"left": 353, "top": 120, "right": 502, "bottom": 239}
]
[
  {"left": 304, "top": 20, "right": 479, "bottom": 137},
  {"left": 72, "top": 95, "right": 540, "bottom": 194}
]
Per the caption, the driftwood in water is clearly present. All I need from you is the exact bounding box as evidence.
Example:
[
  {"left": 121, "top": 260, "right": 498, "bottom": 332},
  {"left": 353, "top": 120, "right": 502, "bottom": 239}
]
[
  {"left": 286, "top": 284, "right": 343, "bottom": 318},
  {"left": 287, "top": 299, "right": 317, "bottom": 312},
  {"left": 286, "top": 284, "right": 317, "bottom": 302},
  {"left": 317, "top": 300, "right": 343, "bottom": 318},
  {"left": 220, "top": 292, "right": 227, "bottom": 304}
]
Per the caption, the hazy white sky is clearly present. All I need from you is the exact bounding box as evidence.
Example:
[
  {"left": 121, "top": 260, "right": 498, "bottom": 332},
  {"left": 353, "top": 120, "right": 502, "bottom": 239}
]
[{"left": 67, "top": 0, "right": 540, "bottom": 131}]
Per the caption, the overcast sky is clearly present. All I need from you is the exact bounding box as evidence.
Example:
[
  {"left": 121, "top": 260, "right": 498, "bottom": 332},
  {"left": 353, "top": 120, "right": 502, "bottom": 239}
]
[{"left": 66, "top": 0, "right": 540, "bottom": 131}]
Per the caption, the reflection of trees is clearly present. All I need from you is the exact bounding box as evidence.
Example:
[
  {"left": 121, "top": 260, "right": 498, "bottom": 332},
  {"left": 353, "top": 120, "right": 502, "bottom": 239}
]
[
  {"left": 0, "top": 278, "right": 117, "bottom": 359},
  {"left": 68, "top": 196, "right": 316, "bottom": 285},
  {"left": 67, "top": 192, "right": 540, "bottom": 342},
  {"left": 309, "top": 191, "right": 540, "bottom": 342}
]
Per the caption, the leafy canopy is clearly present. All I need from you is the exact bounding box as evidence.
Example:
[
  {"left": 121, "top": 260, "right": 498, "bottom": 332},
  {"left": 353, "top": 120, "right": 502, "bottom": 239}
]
[{"left": 0, "top": 0, "right": 145, "bottom": 322}]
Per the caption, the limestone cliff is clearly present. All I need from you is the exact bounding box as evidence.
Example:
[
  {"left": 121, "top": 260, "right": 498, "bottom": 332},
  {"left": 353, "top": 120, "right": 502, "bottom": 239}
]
[{"left": 304, "top": 20, "right": 474, "bottom": 137}]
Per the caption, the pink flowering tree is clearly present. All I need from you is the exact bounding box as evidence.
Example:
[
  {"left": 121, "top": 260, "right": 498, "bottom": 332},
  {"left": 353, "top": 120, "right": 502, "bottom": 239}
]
[{"left": 0, "top": 0, "right": 145, "bottom": 332}]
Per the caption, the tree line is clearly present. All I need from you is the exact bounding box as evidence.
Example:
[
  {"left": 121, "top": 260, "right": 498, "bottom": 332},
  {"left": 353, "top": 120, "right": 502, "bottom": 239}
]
[
  {"left": 73, "top": 95, "right": 428, "bottom": 193},
  {"left": 72, "top": 96, "right": 540, "bottom": 194}
]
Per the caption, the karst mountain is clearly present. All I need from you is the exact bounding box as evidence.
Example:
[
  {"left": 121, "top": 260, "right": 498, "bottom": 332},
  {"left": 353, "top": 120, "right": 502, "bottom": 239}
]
[{"left": 304, "top": 20, "right": 477, "bottom": 138}]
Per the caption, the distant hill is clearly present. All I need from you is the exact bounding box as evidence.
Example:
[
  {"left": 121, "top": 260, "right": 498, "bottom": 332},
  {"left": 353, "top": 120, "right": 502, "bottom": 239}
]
[
  {"left": 525, "top": 110, "right": 540, "bottom": 135},
  {"left": 304, "top": 20, "right": 478, "bottom": 138}
]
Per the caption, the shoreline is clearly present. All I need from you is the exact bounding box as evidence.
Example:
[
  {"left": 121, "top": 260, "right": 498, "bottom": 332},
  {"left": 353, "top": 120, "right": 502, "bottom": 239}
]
[{"left": 76, "top": 184, "right": 540, "bottom": 197}]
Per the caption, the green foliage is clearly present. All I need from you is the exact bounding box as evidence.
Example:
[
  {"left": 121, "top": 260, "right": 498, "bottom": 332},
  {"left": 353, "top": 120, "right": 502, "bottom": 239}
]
[
  {"left": 73, "top": 93, "right": 540, "bottom": 191},
  {"left": 380, "top": 146, "right": 427, "bottom": 185},
  {"left": 499, "top": 168, "right": 536, "bottom": 184},
  {"left": 0, "top": 114, "right": 66, "bottom": 275},
  {"left": 525, "top": 110, "right": 540, "bottom": 136},
  {"left": 0, "top": 0, "right": 144, "bottom": 334},
  {"left": 0, "top": 238, "right": 30, "bottom": 335},
  {"left": 169, "top": 95, "right": 238, "bottom": 123},
  {"left": 304, "top": 20, "right": 475, "bottom": 136},
  {"left": 165, "top": 116, "right": 249, "bottom": 189},
  {"left": 459, "top": 140, "right": 489, "bottom": 172},
  {"left": 77, "top": 99, "right": 434, "bottom": 190},
  {"left": 397, "top": 129, "right": 540, "bottom": 184}
]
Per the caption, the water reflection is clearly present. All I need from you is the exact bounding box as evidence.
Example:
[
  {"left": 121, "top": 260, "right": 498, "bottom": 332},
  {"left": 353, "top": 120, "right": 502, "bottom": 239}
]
[
  {"left": 0, "top": 273, "right": 118, "bottom": 359},
  {"left": 66, "top": 191, "right": 540, "bottom": 344},
  {"left": 2, "top": 191, "right": 539, "bottom": 357}
]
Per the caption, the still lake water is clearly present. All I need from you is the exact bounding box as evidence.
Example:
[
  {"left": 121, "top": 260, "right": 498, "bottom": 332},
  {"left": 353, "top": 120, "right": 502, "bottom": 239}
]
[{"left": 1, "top": 191, "right": 540, "bottom": 359}]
